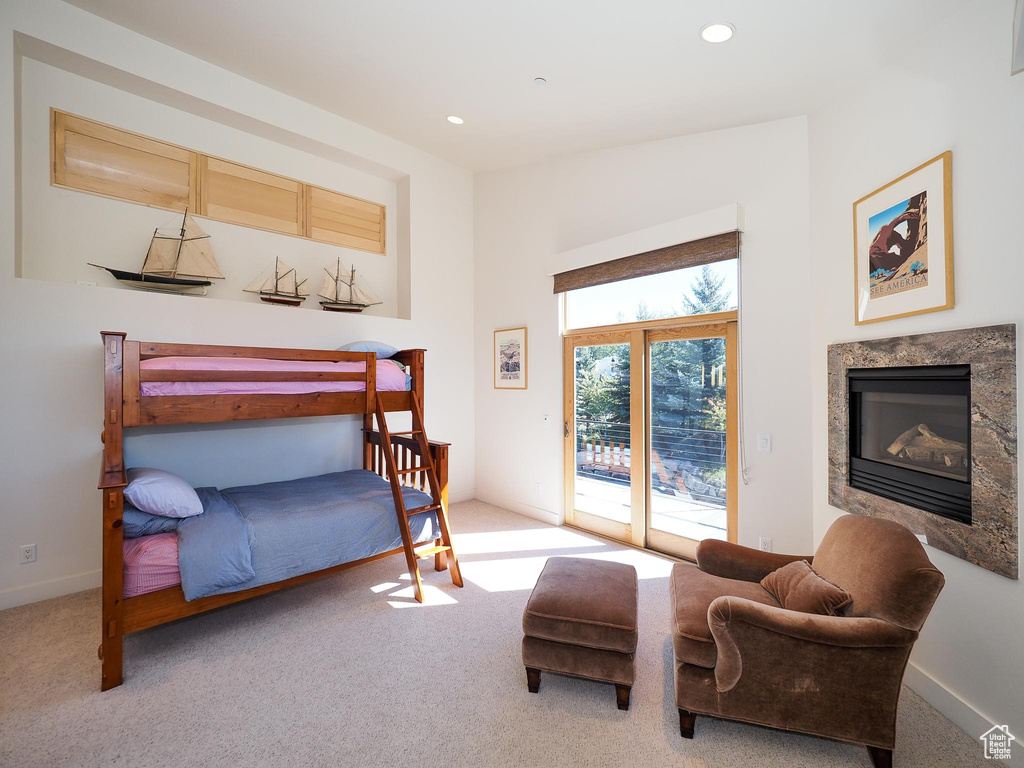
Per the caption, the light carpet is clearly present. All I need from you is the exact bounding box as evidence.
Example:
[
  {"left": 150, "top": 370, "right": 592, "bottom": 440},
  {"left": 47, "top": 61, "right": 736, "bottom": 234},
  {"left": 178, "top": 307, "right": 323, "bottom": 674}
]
[{"left": 0, "top": 500, "right": 986, "bottom": 767}]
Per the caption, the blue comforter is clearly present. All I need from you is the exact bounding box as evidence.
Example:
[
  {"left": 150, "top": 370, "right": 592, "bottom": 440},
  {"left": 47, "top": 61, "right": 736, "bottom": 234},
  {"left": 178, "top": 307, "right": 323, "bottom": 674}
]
[{"left": 177, "top": 470, "right": 439, "bottom": 601}]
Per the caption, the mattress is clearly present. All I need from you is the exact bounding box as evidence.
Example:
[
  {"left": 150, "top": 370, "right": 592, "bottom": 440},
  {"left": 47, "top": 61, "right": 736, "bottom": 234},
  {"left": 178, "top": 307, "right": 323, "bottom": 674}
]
[
  {"left": 139, "top": 356, "right": 410, "bottom": 396},
  {"left": 123, "top": 470, "right": 438, "bottom": 599},
  {"left": 123, "top": 532, "right": 181, "bottom": 598}
]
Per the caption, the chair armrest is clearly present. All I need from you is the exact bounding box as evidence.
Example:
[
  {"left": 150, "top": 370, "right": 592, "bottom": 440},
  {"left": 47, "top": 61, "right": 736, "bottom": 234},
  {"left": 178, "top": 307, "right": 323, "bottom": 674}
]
[
  {"left": 696, "top": 539, "right": 814, "bottom": 582},
  {"left": 708, "top": 596, "right": 919, "bottom": 692}
]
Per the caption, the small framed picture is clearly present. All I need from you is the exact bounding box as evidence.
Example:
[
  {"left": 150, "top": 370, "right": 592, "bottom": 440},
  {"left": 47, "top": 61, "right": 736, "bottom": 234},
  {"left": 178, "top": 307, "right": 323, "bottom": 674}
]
[
  {"left": 494, "top": 327, "right": 528, "bottom": 390},
  {"left": 853, "top": 151, "right": 954, "bottom": 325}
]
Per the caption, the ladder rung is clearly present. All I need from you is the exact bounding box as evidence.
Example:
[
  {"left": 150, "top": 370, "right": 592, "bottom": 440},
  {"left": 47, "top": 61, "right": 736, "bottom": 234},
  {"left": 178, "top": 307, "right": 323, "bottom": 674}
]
[
  {"left": 414, "top": 545, "right": 451, "bottom": 559},
  {"left": 406, "top": 504, "right": 441, "bottom": 516},
  {"left": 389, "top": 430, "right": 423, "bottom": 436},
  {"left": 392, "top": 467, "right": 426, "bottom": 476}
]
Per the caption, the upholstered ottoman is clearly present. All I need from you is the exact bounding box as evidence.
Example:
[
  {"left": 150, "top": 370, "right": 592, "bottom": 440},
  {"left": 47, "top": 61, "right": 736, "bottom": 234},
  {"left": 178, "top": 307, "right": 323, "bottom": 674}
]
[{"left": 522, "top": 557, "right": 638, "bottom": 710}]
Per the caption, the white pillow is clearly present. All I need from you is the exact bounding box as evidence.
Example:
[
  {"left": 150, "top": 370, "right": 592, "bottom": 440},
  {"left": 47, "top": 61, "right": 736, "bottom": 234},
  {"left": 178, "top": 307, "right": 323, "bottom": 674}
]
[{"left": 124, "top": 468, "right": 203, "bottom": 519}]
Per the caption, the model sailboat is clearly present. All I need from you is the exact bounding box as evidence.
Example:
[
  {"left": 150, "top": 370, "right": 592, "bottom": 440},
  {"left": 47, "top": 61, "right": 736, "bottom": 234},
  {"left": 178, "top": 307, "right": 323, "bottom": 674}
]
[
  {"left": 318, "top": 258, "right": 382, "bottom": 312},
  {"left": 244, "top": 257, "right": 309, "bottom": 306},
  {"left": 90, "top": 210, "right": 224, "bottom": 295}
]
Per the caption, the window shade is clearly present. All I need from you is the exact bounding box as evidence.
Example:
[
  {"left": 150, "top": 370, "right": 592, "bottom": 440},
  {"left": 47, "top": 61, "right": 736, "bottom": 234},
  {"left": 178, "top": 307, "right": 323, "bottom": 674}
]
[{"left": 552, "top": 230, "right": 738, "bottom": 294}]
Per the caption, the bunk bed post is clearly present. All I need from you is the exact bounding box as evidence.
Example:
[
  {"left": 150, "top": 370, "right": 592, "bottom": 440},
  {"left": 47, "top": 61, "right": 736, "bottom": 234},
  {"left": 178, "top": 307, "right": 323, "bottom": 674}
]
[
  {"left": 99, "top": 332, "right": 128, "bottom": 691},
  {"left": 410, "top": 350, "right": 425, "bottom": 411},
  {"left": 362, "top": 414, "right": 375, "bottom": 470},
  {"left": 430, "top": 441, "right": 450, "bottom": 572},
  {"left": 364, "top": 352, "right": 377, "bottom": 416}
]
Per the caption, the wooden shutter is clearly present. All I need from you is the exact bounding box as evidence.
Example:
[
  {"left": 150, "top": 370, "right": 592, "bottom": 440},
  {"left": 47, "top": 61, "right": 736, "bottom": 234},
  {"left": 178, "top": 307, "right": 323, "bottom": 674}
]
[
  {"left": 199, "top": 157, "right": 303, "bottom": 236},
  {"left": 52, "top": 110, "right": 196, "bottom": 212},
  {"left": 305, "top": 185, "right": 386, "bottom": 255},
  {"left": 552, "top": 231, "right": 739, "bottom": 293}
]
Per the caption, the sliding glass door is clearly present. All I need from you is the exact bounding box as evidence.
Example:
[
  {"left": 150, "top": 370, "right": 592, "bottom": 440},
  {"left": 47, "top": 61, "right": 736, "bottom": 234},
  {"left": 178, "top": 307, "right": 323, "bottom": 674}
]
[
  {"left": 564, "top": 322, "right": 736, "bottom": 557},
  {"left": 563, "top": 331, "right": 645, "bottom": 544},
  {"left": 645, "top": 324, "right": 736, "bottom": 560}
]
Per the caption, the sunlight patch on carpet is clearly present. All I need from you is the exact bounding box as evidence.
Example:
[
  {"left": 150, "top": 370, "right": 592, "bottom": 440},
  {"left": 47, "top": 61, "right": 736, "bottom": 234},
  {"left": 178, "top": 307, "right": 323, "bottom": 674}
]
[
  {"left": 460, "top": 550, "right": 672, "bottom": 592},
  {"left": 386, "top": 584, "right": 459, "bottom": 608},
  {"left": 450, "top": 527, "right": 605, "bottom": 555}
]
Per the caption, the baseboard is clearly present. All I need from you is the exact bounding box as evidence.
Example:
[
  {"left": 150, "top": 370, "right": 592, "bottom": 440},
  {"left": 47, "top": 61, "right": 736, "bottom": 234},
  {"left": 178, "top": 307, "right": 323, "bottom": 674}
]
[
  {"left": 473, "top": 492, "right": 560, "bottom": 526},
  {"left": 0, "top": 569, "right": 100, "bottom": 611},
  {"left": 449, "top": 487, "right": 475, "bottom": 504},
  {"left": 904, "top": 662, "right": 996, "bottom": 738}
]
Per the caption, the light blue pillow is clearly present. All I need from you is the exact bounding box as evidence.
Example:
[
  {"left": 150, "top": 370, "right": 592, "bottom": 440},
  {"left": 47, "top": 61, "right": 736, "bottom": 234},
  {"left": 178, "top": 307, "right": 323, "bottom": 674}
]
[
  {"left": 122, "top": 502, "right": 182, "bottom": 538},
  {"left": 338, "top": 340, "right": 399, "bottom": 359},
  {"left": 124, "top": 468, "right": 203, "bottom": 519}
]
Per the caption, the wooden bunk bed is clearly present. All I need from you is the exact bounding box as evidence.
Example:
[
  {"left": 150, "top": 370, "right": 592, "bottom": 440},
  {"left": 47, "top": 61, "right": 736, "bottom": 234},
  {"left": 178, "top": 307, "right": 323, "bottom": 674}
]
[{"left": 97, "top": 331, "right": 462, "bottom": 690}]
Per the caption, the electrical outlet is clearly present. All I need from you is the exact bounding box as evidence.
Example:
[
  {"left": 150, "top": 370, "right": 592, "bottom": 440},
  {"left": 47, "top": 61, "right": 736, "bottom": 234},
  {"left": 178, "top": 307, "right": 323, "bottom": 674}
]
[
  {"left": 758, "top": 537, "right": 772, "bottom": 553},
  {"left": 75, "top": 280, "right": 97, "bottom": 287},
  {"left": 19, "top": 544, "right": 37, "bottom": 564},
  {"left": 757, "top": 433, "right": 772, "bottom": 453}
]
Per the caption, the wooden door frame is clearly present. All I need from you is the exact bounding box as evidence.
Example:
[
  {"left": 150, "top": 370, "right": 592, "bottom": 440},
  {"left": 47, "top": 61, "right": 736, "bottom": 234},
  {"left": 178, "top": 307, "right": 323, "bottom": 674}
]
[{"left": 563, "top": 311, "right": 738, "bottom": 557}]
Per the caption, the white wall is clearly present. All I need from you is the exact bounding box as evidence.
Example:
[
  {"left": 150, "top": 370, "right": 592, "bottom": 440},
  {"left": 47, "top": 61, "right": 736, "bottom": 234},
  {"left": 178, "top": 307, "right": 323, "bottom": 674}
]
[
  {"left": 808, "top": 0, "right": 1024, "bottom": 734},
  {"left": 0, "top": 0, "right": 475, "bottom": 609},
  {"left": 473, "top": 117, "right": 814, "bottom": 555}
]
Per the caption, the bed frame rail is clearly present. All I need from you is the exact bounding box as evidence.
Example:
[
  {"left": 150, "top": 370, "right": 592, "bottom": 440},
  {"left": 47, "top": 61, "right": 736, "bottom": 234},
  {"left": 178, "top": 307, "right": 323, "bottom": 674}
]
[{"left": 105, "top": 333, "right": 427, "bottom": 427}]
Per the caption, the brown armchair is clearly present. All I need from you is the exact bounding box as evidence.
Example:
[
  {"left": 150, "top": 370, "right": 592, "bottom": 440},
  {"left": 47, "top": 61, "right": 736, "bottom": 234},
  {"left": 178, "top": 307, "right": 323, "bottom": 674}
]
[{"left": 670, "top": 514, "right": 944, "bottom": 768}]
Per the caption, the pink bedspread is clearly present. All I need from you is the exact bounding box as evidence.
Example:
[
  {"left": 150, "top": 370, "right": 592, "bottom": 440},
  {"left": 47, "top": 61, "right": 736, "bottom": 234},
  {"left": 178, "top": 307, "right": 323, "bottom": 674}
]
[
  {"left": 123, "top": 533, "right": 181, "bottom": 598},
  {"left": 139, "top": 356, "right": 409, "bottom": 396}
]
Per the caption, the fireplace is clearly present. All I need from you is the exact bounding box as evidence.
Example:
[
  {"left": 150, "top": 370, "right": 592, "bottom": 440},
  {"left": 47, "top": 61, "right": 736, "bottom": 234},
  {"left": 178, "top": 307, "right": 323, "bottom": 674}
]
[{"left": 848, "top": 365, "right": 971, "bottom": 524}]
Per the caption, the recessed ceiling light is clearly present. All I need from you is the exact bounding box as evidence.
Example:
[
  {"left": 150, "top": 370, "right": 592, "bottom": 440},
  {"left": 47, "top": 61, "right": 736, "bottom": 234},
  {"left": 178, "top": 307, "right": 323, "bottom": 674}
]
[
  {"left": 699, "top": 23, "right": 734, "bottom": 43},
  {"left": 447, "top": 115, "right": 464, "bottom": 125},
  {"left": 534, "top": 77, "right": 547, "bottom": 85}
]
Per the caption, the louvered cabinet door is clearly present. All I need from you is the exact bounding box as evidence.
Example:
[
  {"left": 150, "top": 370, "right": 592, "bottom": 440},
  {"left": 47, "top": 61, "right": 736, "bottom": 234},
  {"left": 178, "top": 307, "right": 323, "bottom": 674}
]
[
  {"left": 199, "top": 157, "right": 304, "bottom": 236},
  {"left": 306, "top": 185, "right": 386, "bottom": 254},
  {"left": 52, "top": 110, "right": 196, "bottom": 212}
]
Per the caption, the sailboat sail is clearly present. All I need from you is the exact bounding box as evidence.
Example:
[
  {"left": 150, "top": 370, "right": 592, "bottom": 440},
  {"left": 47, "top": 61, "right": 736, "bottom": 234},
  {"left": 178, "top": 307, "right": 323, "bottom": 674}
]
[
  {"left": 318, "top": 267, "right": 338, "bottom": 301},
  {"left": 175, "top": 237, "right": 222, "bottom": 279},
  {"left": 140, "top": 213, "right": 224, "bottom": 279},
  {"left": 244, "top": 273, "right": 272, "bottom": 293},
  {"left": 141, "top": 235, "right": 180, "bottom": 275},
  {"left": 350, "top": 284, "right": 378, "bottom": 305},
  {"left": 277, "top": 260, "right": 298, "bottom": 295}
]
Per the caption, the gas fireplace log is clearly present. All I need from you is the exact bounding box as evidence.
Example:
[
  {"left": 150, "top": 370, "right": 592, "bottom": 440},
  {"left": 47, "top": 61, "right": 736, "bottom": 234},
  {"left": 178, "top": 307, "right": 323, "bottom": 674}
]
[
  {"left": 887, "top": 423, "right": 967, "bottom": 469},
  {"left": 887, "top": 424, "right": 925, "bottom": 456}
]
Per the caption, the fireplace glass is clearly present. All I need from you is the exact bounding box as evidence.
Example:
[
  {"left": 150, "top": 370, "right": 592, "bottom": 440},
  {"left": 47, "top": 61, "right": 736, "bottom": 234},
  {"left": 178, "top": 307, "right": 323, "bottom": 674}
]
[{"left": 848, "top": 365, "right": 971, "bottom": 524}]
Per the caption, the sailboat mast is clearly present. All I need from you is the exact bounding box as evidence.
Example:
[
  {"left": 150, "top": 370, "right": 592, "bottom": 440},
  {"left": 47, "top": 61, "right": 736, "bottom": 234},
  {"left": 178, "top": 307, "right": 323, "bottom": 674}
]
[
  {"left": 336, "top": 257, "right": 342, "bottom": 301},
  {"left": 170, "top": 208, "right": 188, "bottom": 278},
  {"left": 349, "top": 266, "right": 355, "bottom": 304}
]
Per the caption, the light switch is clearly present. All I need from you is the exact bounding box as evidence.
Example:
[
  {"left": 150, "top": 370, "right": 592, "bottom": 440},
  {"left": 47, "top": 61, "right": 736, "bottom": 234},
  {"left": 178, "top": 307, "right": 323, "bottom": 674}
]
[{"left": 757, "top": 434, "right": 772, "bottom": 453}]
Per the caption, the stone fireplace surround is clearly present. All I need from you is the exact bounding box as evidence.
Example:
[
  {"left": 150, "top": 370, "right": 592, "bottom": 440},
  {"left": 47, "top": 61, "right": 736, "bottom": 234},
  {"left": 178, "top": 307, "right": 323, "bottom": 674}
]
[{"left": 828, "top": 324, "right": 1017, "bottom": 579}]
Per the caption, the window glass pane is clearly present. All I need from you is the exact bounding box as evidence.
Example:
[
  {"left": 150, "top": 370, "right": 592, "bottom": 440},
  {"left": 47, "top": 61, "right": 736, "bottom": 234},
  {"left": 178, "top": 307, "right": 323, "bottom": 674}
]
[
  {"left": 573, "top": 343, "right": 632, "bottom": 525},
  {"left": 649, "top": 336, "right": 728, "bottom": 542},
  {"left": 565, "top": 259, "right": 737, "bottom": 329}
]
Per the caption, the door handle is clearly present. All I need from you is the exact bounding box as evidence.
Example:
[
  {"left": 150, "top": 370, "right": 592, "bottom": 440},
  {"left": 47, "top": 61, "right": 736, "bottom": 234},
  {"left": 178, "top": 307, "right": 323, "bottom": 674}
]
[{"left": 564, "top": 422, "right": 570, "bottom": 438}]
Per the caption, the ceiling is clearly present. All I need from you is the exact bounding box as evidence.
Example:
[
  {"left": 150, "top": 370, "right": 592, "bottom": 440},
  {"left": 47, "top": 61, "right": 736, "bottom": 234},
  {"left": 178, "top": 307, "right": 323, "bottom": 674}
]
[{"left": 65, "top": 0, "right": 970, "bottom": 172}]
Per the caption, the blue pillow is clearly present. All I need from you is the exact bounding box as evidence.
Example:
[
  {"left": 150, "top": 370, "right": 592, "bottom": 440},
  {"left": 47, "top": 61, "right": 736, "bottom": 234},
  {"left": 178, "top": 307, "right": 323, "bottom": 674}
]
[
  {"left": 122, "top": 502, "right": 182, "bottom": 538},
  {"left": 338, "top": 340, "right": 399, "bottom": 359},
  {"left": 124, "top": 467, "right": 203, "bottom": 518}
]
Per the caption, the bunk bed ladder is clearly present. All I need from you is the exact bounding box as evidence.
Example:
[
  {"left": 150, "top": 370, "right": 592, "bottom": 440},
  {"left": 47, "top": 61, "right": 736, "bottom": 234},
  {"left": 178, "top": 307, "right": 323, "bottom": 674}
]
[{"left": 374, "top": 394, "right": 464, "bottom": 603}]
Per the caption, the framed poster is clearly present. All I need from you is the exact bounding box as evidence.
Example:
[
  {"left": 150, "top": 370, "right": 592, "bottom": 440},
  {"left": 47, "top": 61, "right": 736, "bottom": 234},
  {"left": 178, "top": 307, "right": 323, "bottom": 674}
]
[
  {"left": 494, "top": 327, "right": 528, "bottom": 389},
  {"left": 853, "top": 151, "right": 954, "bottom": 325}
]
